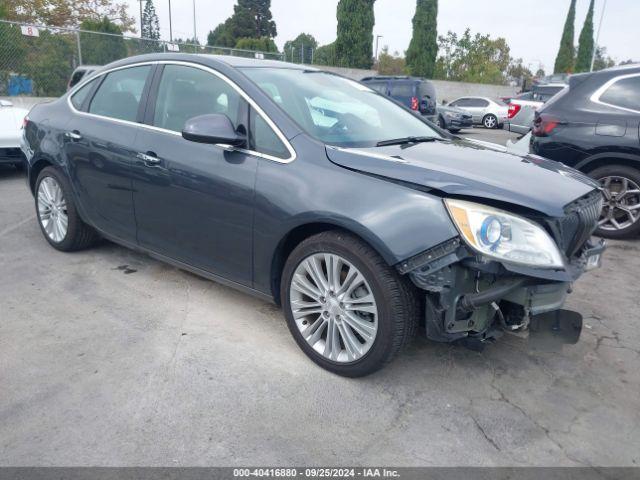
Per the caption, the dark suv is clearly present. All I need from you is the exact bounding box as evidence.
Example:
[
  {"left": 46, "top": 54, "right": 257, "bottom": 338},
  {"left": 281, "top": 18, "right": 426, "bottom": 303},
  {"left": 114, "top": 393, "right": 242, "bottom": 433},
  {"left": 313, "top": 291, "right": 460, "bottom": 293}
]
[
  {"left": 361, "top": 75, "right": 437, "bottom": 121},
  {"left": 531, "top": 65, "right": 640, "bottom": 238}
]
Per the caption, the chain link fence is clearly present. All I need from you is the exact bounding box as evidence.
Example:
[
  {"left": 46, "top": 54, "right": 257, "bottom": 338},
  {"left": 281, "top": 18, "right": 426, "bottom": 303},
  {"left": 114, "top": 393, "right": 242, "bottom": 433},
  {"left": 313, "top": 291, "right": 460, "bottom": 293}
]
[{"left": 0, "top": 19, "right": 285, "bottom": 98}]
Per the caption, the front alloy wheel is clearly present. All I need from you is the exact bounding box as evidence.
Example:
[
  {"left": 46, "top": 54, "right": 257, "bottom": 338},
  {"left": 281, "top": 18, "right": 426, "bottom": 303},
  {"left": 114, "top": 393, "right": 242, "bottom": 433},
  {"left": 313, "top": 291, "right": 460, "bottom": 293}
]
[
  {"left": 281, "top": 231, "right": 418, "bottom": 377},
  {"left": 290, "top": 253, "right": 378, "bottom": 362}
]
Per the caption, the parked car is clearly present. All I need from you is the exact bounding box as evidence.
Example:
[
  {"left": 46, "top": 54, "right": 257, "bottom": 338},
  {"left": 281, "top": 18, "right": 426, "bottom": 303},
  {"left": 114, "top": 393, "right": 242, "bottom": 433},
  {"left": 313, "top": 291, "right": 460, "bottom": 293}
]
[
  {"left": 361, "top": 75, "right": 437, "bottom": 121},
  {"left": 531, "top": 64, "right": 640, "bottom": 239},
  {"left": 435, "top": 104, "right": 473, "bottom": 132},
  {"left": 505, "top": 84, "right": 567, "bottom": 135},
  {"left": 67, "top": 65, "right": 101, "bottom": 90},
  {"left": 446, "top": 96, "right": 508, "bottom": 129},
  {"left": 0, "top": 99, "right": 28, "bottom": 170},
  {"left": 23, "top": 54, "right": 604, "bottom": 376}
]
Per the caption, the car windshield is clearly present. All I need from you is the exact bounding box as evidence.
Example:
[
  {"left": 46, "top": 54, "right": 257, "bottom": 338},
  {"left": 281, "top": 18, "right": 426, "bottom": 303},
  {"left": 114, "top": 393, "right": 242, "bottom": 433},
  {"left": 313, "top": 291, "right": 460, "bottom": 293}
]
[{"left": 240, "top": 68, "right": 440, "bottom": 148}]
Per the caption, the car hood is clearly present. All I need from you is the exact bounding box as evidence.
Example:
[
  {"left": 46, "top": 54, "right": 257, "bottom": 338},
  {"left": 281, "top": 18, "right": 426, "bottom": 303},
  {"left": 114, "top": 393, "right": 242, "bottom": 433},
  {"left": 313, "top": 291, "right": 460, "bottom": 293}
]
[{"left": 325, "top": 139, "right": 598, "bottom": 217}]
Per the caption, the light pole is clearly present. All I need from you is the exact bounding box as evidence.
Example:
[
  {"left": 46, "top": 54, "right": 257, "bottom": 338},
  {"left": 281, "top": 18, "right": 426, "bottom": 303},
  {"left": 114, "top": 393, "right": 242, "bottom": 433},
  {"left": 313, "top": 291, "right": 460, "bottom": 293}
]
[
  {"left": 168, "top": 0, "right": 173, "bottom": 42},
  {"left": 192, "top": 0, "right": 197, "bottom": 43},
  {"left": 590, "top": 0, "right": 607, "bottom": 72},
  {"left": 375, "top": 34, "right": 383, "bottom": 61}
]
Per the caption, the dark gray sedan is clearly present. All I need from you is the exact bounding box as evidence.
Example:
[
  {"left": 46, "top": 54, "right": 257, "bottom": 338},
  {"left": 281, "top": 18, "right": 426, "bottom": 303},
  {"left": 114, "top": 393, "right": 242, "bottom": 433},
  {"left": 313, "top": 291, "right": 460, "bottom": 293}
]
[{"left": 22, "top": 54, "right": 604, "bottom": 376}]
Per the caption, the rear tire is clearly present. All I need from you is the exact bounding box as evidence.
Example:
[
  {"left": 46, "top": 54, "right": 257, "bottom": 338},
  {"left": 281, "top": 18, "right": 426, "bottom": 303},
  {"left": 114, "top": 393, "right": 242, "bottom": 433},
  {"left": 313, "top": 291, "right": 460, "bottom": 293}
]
[
  {"left": 483, "top": 114, "right": 498, "bottom": 129},
  {"left": 35, "top": 166, "right": 98, "bottom": 251},
  {"left": 281, "top": 231, "right": 419, "bottom": 377},
  {"left": 588, "top": 165, "right": 640, "bottom": 239}
]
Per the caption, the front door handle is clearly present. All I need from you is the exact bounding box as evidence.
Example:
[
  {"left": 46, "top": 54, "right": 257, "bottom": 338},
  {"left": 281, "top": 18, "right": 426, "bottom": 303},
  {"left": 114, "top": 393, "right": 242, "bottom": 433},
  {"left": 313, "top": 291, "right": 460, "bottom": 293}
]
[
  {"left": 64, "top": 130, "right": 82, "bottom": 141},
  {"left": 136, "top": 152, "right": 161, "bottom": 166}
]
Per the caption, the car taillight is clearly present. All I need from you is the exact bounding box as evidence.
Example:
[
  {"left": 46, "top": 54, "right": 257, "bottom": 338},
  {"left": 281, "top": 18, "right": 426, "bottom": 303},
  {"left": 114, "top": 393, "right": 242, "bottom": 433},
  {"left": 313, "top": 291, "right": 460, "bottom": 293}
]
[
  {"left": 532, "top": 113, "right": 561, "bottom": 137},
  {"left": 507, "top": 103, "right": 521, "bottom": 119},
  {"left": 411, "top": 96, "right": 419, "bottom": 111}
]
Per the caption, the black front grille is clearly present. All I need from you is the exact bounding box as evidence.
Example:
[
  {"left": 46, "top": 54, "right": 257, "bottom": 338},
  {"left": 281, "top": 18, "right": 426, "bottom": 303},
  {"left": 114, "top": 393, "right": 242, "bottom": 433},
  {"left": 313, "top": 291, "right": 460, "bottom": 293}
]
[{"left": 551, "top": 190, "right": 603, "bottom": 257}]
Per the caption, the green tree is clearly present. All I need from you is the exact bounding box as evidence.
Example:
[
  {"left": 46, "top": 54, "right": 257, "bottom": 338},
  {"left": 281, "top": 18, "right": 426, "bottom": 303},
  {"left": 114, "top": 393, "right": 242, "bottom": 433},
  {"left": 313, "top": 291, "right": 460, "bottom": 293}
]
[
  {"left": 508, "top": 58, "right": 533, "bottom": 89},
  {"left": 141, "top": 0, "right": 160, "bottom": 40},
  {"left": 335, "top": 0, "right": 375, "bottom": 68},
  {"left": 434, "top": 29, "right": 511, "bottom": 84},
  {"left": 575, "top": 0, "right": 594, "bottom": 72},
  {"left": 3, "top": 0, "right": 136, "bottom": 31},
  {"left": 80, "top": 17, "right": 127, "bottom": 65},
  {"left": 405, "top": 0, "right": 438, "bottom": 77},
  {"left": 283, "top": 33, "right": 318, "bottom": 64},
  {"left": 313, "top": 42, "right": 337, "bottom": 66},
  {"left": 207, "top": 0, "right": 276, "bottom": 48},
  {"left": 554, "top": 0, "right": 576, "bottom": 73},
  {"left": 376, "top": 47, "right": 407, "bottom": 75},
  {"left": 235, "top": 37, "right": 278, "bottom": 52},
  {"left": 592, "top": 46, "right": 615, "bottom": 71}
]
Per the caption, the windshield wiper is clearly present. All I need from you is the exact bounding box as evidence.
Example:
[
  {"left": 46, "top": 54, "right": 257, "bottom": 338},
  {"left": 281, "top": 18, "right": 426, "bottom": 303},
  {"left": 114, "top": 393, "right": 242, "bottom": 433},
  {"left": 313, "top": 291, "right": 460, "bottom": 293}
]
[{"left": 376, "top": 136, "right": 440, "bottom": 147}]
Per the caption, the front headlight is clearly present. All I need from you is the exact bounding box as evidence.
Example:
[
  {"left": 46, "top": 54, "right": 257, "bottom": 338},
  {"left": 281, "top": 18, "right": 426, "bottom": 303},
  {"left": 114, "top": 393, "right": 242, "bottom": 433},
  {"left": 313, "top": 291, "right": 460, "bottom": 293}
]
[{"left": 444, "top": 199, "right": 564, "bottom": 268}]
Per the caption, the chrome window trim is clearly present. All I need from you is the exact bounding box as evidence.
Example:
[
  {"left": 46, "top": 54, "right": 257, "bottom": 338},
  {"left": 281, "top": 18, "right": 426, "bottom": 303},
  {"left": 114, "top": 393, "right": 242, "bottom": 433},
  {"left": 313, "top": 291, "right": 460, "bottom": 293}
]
[
  {"left": 66, "top": 60, "right": 297, "bottom": 164},
  {"left": 590, "top": 72, "right": 640, "bottom": 115}
]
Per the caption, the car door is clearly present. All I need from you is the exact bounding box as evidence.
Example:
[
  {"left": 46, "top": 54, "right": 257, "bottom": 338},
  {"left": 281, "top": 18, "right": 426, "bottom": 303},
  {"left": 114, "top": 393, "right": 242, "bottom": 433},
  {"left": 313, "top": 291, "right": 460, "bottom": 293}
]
[
  {"left": 465, "top": 98, "right": 490, "bottom": 123},
  {"left": 63, "top": 65, "right": 153, "bottom": 243},
  {"left": 131, "top": 63, "right": 259, "bottom": 286}
]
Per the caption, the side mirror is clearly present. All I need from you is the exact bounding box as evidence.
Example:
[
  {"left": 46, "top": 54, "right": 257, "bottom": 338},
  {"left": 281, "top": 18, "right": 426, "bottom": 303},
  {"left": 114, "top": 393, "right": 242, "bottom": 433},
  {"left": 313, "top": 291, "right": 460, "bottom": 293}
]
[{"left": 182, "top": 114, "right": 246, "bottom": 147}]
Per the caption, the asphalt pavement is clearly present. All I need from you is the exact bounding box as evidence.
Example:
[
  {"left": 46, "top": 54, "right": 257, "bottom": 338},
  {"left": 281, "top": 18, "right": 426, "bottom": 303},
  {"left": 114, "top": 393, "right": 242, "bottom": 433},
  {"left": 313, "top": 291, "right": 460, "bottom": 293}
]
[{"left": 1, "top": 128, "right": 638, "bottom": 467}]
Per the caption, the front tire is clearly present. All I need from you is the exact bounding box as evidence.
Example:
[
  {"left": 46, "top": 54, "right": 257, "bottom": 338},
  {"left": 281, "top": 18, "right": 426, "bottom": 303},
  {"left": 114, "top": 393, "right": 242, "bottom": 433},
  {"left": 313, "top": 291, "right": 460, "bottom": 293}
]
[
  {"left": 483, "top": 114, "right": 498, "bottom": 129},
  {"left": 281, "top": 231, "right": 419, "bottom": 377},
  {"left": 35, "top": 166, "right": 98, "bottom": 251},
  {"left": 589, "top": 165, "right": 640, "bottom": 239}
]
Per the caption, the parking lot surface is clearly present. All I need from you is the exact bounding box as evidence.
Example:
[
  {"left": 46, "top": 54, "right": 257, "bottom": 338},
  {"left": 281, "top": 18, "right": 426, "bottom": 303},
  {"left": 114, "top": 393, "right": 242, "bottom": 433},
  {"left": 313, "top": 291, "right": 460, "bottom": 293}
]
[{"left": 1, "top": 129, "right": 638, "bottom": 467}]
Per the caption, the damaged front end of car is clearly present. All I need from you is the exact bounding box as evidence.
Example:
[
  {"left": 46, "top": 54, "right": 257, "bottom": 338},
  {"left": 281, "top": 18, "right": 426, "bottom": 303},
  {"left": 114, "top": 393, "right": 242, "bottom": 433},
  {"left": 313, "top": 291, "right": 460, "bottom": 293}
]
[{"left": 398, "top": 190, "right": 606, "bottom": 348}]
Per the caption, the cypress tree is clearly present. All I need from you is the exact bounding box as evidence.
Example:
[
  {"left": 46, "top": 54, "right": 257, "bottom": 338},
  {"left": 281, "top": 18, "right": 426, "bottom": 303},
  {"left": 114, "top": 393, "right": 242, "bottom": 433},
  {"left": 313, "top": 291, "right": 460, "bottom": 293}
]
[
  {"left": 406, "top": 0, "right": 438, "bottom": 78},
  {"left": 575, "top": 0, "right": 595, "bottom": 72},
  {"left": 141, "top": 0, "right": 160, "bottom": 40},
  {"left": 335, "top": 0, "right": 376, "bottom": 69},
  {"left": 553, "top": 0, "right": 577, "bottom": 73}
]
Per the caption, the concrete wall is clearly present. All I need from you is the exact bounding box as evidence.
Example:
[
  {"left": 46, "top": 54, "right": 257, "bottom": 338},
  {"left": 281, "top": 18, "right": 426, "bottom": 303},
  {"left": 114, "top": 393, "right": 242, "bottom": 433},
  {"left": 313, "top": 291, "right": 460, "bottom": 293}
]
[
  {"left": 315, "top": 66, "right": 517, "bottom": 103},
  {"left": 0, "top": 96, "right": 56, "bottom": 110}
]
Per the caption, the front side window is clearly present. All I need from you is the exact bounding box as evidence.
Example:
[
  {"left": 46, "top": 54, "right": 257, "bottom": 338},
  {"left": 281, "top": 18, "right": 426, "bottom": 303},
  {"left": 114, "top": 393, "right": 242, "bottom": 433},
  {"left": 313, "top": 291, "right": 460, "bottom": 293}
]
[
  {"left": 89, "top": 65, "right": 151, "bottom": 122},
  {"left": 70, "top": 78, "right": 97, "bottom": 111},
  {"left": 599, "top": 76, "right": 640, "bottom": 112},
  {"left": 241, "top": 68, "right": 439, "bottom": 148},
  {"left": 249, "top": 107, "right": 289, "bottom": 159},
  {"left": 153, "top": 64, "right": 247, "bottom": 133}
]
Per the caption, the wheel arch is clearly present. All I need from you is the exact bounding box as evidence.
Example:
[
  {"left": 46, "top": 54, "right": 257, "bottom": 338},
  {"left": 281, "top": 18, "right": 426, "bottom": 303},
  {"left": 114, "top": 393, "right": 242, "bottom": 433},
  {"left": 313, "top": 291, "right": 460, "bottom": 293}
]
[
  {"left": 28, "top": 156, "right": 56, "bottom": 194},
  {"left": 269, "top": 220, "right": 395, "bottom": 305},
  {"left": 575, "top": 152, "right": 640, "bottom": 173}
]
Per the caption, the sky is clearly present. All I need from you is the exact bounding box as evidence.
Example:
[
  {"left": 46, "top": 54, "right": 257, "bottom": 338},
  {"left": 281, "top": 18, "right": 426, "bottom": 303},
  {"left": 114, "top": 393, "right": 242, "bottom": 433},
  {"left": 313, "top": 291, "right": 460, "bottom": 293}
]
[{"left": 125, "top": 0, "right": 638, "bottom": 74}]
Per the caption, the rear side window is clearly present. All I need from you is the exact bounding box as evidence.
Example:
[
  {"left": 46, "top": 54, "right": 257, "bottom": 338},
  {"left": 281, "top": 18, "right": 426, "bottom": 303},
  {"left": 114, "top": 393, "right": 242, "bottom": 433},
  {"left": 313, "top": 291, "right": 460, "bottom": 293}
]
[
  {"left": 153, "top": 64, "right": 246, "bottom": 133},
  {"left": 249, "top": 107, "right": 289, "bottom": 159},
  {"left": 89, "top": 65, "right": 151, "bottom": 122},
  {"left": 599, "top": 76, "right": 640, "bottom": 112},
  {"left": 70, "top": 79, "right": 96, "bottom": 111},
  {"left": 389, "top": 83, "right": 415, "bottom": 97}
]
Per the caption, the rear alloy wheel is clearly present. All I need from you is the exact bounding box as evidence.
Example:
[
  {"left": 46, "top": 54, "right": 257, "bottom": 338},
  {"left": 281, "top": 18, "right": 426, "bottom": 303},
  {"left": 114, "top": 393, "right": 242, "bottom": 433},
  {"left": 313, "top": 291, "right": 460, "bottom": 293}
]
[
  {"left": 590, "top": 165, "right": 640, "bottom": 239},
  {"left": 483, "top": 114, "right": 498, "bottom": 129},
  {"left": 35, "top": 167, "right": 98, "bottom": 251},
  {"left": 281, "top": 231, "right": 418, "bottom": 377}
]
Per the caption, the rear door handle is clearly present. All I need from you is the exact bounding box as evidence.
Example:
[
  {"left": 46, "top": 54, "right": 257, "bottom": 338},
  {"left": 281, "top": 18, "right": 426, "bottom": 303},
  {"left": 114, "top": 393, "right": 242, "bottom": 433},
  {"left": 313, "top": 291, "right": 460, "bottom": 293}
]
[
  {"left": 136, "top": 152, "right": 161, "bottom": 166},
  {"left": 65, "top": 130, "right": 82, "bottom": 141}
]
